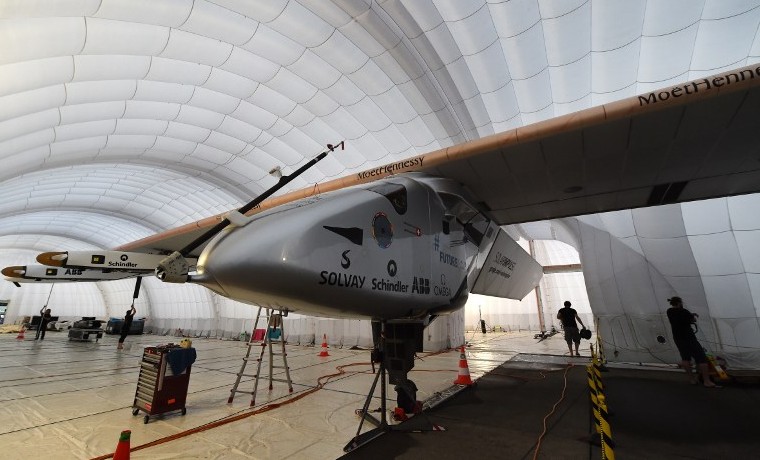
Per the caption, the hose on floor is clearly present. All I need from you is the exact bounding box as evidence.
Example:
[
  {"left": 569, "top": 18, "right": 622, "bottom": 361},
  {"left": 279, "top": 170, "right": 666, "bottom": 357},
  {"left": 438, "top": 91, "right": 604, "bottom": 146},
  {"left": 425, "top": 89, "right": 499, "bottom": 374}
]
[
  {"left": 530, "top": 363, "right": 573, "bottom": 460},
  {"left": 90, "top": 361, "right": 372, "bottom": 460}
]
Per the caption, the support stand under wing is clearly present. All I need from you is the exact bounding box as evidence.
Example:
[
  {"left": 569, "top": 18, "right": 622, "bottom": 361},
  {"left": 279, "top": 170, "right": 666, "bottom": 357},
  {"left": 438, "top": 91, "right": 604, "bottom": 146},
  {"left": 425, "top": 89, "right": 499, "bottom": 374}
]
[{"left": 343, "top": 320, "right": 445, "bottom": 453}]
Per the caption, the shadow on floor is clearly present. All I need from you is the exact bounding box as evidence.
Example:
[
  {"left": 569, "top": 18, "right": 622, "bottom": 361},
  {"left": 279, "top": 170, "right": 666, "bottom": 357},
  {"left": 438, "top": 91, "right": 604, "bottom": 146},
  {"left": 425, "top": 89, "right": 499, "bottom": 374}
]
[{"left": 340, "top": 355, "right": 760, "bottom": 460}]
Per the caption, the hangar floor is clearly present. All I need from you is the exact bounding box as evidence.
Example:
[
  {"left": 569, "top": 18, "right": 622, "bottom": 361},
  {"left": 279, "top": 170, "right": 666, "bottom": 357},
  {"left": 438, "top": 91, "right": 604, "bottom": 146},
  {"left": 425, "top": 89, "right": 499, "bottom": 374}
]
[
  {"left": 3, "top": 330, "right": 758, "bottom": 460},
  {"left": 0, "top": 328, "right": 568, "bottom": 459},
  {"left": 342, "top": 356, "right": 760, "bottom": 460}
]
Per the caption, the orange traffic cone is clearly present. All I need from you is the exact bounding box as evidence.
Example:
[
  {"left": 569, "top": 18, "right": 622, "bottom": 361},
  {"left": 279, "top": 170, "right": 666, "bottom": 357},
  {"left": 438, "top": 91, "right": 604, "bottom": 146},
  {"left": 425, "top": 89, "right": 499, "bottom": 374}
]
[
  {"left": 16, "top": 327, "right": 25, "bottom": 340},
  {"left": 453, "top": 345, "right": 473, "bottom": 385},
  {"left": 113, "top": 430, "right": 131, "bottom": 460},
  {"left": 318, "top": 334, "right": 330, "bottom": 357}
]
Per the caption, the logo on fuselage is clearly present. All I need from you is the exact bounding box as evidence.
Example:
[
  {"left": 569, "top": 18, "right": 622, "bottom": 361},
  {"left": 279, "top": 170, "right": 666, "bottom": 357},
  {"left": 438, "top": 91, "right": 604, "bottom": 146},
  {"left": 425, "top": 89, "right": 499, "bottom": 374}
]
[
  {"left": 433, "top": 273, "right": 452, "bottom": 297},
  {"left": 433, "top": 284, "right": 451, "bottom": 296},
  {"left": 108, "top": 260, "right": 138, "bottom": 268},
  {"left": 319, "top": 271, "right": 366, "bottom": 288},
  {"left": 372, "top": 212, "right": 393, "bottom": 248},
  {"left": 434, "top": 234, "right": 465, "bottom": 269},
  {"left": 411, "top": 276, "right": 430, "bottom": 295},
  {"left": 439, "top": 251, "right": 464, "bottom": 269},
  {"left": 387, "top": 260, "right": 397, "bottom": 277},
  {"left": 318, "top": 255, "right": 414, "bottom": 293},
  {"left": 487, "top": 251, "right": 517, "bottom": 280},
  {"left": 494, "top": 251, "right": 516, "bottom": 271},
  {"left": 371, "top": 278, "right": 408, "bottom": 292}
]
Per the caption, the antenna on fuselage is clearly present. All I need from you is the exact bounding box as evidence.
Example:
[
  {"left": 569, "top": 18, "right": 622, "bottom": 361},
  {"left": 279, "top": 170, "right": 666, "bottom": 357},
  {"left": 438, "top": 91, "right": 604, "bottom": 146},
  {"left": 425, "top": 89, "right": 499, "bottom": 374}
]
[{"left": 156, "top": 141, "right": 344, "bottom": 282}]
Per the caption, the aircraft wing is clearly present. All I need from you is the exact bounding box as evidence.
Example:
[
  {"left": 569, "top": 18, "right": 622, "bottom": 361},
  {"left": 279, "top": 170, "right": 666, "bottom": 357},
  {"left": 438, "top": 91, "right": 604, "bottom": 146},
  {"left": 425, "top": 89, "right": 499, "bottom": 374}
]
[
  {"left": 417, "top": 64, "right": 760, "bottom": 225},
  {"left": 116, "top": 63, "right": 760, "bottom": 254},
  {"left": 2, "top": 265, "right": 139, "bottom": 283}
]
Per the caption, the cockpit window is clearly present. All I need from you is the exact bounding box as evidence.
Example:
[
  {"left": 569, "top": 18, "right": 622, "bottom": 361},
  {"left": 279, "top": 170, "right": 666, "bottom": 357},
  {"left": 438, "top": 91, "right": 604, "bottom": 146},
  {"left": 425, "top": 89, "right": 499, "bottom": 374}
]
[{"left": 368, "top": 183, "right": 407, "bottom": 215}]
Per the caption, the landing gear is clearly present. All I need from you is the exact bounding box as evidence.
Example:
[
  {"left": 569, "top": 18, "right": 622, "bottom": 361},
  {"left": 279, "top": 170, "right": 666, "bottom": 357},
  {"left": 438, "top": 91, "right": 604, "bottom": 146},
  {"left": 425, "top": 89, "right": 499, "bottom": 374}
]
[
  {"left": 344, "top": 342, "right": 391, "bottom": 452},
  {"left": 343, "top": 319, "right": 442, "bottom": 453}
]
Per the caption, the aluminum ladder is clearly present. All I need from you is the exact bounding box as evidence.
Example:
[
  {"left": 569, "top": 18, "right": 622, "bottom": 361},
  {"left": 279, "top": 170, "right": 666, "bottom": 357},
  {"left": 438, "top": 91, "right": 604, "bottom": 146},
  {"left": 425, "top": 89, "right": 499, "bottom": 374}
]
[{"left": 228, "top": 307, "right": 293, "bottom": 405}]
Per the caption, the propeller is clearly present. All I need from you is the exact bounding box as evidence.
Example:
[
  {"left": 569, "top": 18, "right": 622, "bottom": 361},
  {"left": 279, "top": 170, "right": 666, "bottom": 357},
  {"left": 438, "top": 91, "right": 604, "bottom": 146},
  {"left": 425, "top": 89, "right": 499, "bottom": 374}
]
[{"left": 156, "top": 141, "right": 344, "bottom": 283}]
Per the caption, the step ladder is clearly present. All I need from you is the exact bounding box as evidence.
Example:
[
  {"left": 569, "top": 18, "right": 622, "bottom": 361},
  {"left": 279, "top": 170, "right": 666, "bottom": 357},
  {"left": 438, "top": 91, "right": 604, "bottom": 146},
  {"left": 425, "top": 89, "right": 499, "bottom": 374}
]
[{"left": 228, "top": 307, "right": 293, "bottom": 406}]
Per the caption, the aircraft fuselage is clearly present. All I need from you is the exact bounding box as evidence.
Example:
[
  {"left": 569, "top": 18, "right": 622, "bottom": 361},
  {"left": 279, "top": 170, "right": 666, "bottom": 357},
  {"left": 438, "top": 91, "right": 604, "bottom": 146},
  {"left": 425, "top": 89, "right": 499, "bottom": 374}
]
[{"left": 192, "top": 175, "right": 484, "bottom": 319}]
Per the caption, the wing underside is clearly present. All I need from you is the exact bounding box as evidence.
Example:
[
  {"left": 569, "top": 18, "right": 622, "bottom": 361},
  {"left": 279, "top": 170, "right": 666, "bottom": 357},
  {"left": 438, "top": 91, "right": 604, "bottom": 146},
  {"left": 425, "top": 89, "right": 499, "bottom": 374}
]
[{"left": 116, "top": 64, "right": 760, "bottom": 254}]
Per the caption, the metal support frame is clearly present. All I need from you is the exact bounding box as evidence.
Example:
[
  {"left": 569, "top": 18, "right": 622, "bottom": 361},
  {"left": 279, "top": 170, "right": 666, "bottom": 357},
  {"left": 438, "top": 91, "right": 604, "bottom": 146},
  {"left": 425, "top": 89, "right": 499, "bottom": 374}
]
[
  {"left": 343, "top": 320, "right": 445, "bottom": 453},
  {"left": 344, "top": 321, "right": 389, "bottom": 452}
]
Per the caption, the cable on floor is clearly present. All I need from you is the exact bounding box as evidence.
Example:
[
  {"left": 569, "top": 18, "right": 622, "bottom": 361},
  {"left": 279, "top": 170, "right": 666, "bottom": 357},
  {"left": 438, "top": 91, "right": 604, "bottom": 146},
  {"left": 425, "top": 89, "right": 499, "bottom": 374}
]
[
  {"left": 530, "top": 363, "right": 573, "bottom": 460},
  {"left": 89, "top": 361, "right": 372, "bottom": 460}
]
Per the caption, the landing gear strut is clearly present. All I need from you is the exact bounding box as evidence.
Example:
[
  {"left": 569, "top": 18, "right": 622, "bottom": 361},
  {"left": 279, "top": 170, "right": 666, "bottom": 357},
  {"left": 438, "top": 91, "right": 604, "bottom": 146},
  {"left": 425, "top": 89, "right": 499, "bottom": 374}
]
[
  {"left": 344, "top": 333, "right": 390, "bottom": 451},
  {"left": 343, "top": 320, "right": 441, "bottom": 453}
]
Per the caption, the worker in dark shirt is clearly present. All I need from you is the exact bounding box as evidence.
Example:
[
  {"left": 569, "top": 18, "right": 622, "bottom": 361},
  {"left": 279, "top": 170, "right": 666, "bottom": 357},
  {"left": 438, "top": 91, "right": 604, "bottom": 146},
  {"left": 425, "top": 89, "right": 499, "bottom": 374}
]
[
  {"left": 666, "top": 296, "right": 719, "bottom": 388},
  {"left": 117, "top": 304, "right": 136, "bottom": 350},
  {"left": 557, "top": 300, "right": 585, "bottom": 356},
  {"left": 35, "top": 306, "right": 52, "bottom": 340}
]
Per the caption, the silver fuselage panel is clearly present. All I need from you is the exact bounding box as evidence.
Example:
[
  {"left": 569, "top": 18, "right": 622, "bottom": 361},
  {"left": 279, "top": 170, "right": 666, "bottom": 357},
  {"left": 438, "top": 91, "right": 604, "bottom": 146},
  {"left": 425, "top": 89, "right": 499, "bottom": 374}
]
[{"left": 192, "top": 176, "right": 482, "bottom": 319}]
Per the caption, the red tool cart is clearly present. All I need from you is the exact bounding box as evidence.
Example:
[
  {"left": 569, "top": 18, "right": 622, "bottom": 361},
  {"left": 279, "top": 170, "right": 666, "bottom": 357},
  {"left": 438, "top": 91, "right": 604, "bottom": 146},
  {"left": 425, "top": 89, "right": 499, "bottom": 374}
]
[{"left": 132, "top": 344, "right": 196, "bottom": 424}]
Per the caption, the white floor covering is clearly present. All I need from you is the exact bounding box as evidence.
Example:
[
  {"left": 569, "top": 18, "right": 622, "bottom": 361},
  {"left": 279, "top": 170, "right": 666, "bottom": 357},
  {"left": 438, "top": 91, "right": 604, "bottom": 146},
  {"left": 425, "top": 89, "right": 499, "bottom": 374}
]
[{"left": 0, "top": 329, "right": 573, "bottom": 459}]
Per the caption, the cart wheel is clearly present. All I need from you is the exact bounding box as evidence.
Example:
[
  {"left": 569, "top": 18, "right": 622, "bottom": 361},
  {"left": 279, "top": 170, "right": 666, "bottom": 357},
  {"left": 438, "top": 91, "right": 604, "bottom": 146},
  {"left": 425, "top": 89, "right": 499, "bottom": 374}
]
[
  {"left": 143, "top": 415, "right": 149, "bottom": 424},
  {"left": 181, "top": 407, "right": 187, "bottom": 416},
  {"left": 132, "top": 408, "right": 139, "bottom": 416}
]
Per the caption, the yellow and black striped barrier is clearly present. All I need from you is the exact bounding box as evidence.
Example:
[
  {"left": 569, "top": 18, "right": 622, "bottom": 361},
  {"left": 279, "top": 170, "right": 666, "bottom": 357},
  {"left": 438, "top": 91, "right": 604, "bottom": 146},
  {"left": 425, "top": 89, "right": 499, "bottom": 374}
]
[
  {"left": 588, "top": 332, "right": 615, "bottom": 460},
  {"left": 594, "top": 317, "right": 609, "bottom": 371}
]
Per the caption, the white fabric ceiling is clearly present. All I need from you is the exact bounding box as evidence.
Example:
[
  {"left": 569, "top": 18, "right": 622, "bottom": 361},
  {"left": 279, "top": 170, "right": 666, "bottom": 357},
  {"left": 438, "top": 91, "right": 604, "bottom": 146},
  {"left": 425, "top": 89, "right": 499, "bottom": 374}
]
[
  {"left": 2, "top": 0, "right": 758, "bottom": 248},
  {"left": 2, "top": 1, "right": 760, "bottom": 364}
]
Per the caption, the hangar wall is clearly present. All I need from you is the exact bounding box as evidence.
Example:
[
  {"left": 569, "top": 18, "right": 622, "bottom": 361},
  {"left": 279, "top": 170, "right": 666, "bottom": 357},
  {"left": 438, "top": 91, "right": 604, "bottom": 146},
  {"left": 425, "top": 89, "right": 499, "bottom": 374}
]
[
  {"left": 464, "top": 239, "right": 593, "bottom": 333},
  {"left": 544, "top": 194, "right": 760, "bottom": 370}
]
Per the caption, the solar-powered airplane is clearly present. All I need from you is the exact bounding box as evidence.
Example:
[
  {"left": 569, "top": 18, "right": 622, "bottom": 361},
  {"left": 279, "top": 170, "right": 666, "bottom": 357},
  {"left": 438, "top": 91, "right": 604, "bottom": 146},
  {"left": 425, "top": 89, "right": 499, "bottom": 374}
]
[{"left": 6, "top": 63, "right": 760, "bottom": 450}]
